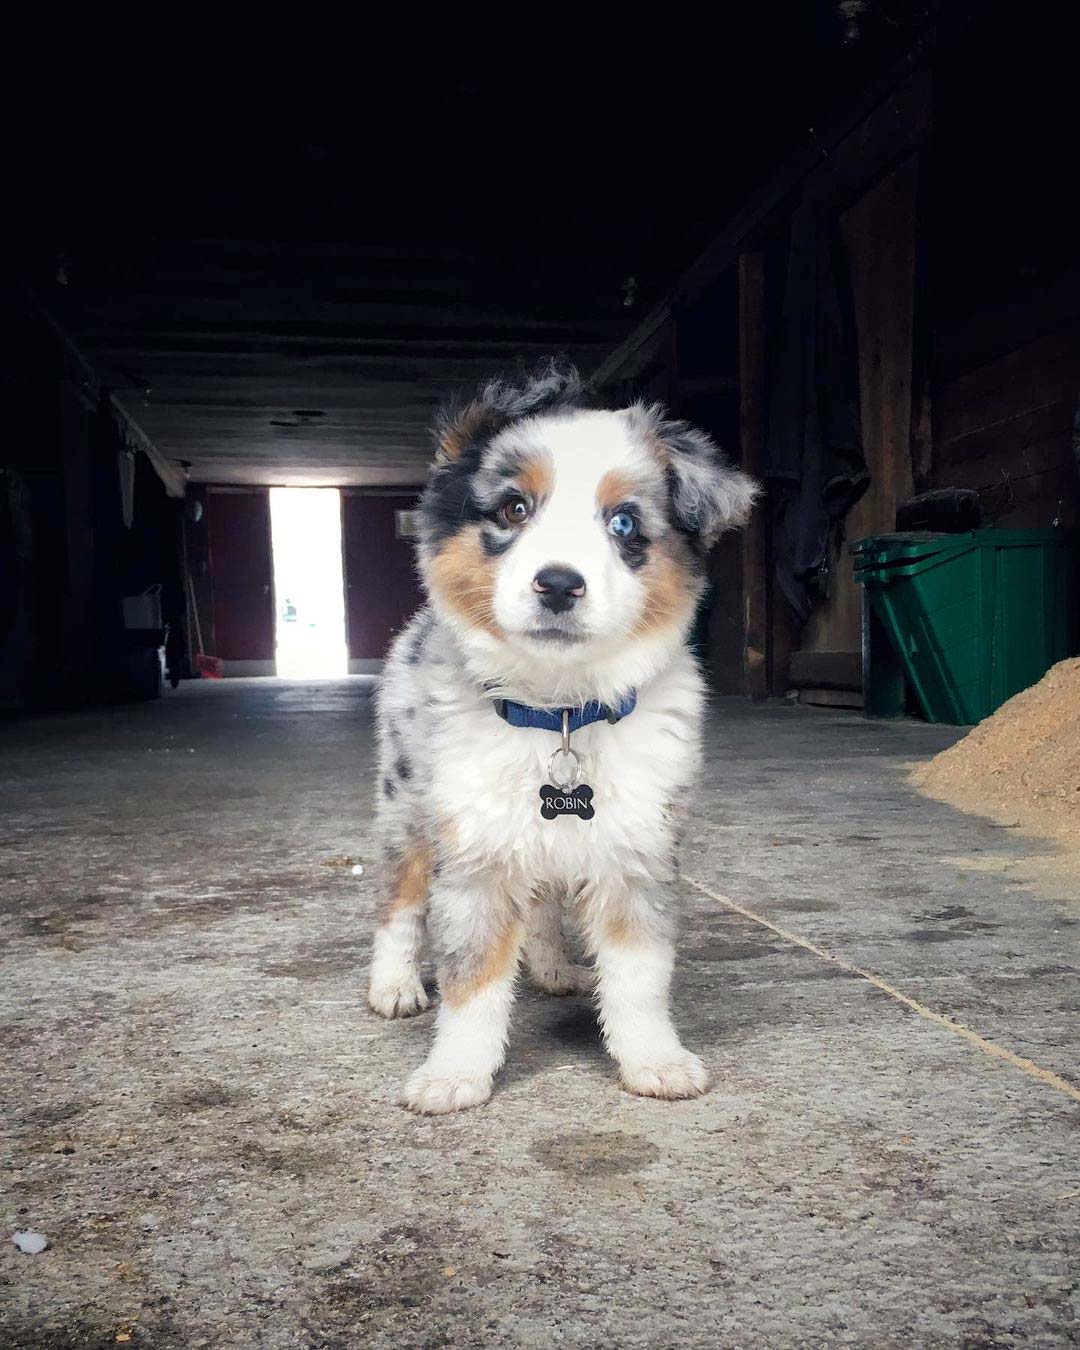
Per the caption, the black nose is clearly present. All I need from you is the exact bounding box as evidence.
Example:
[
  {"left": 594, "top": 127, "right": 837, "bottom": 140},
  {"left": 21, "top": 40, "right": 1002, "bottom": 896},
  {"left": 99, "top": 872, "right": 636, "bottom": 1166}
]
[{"left": 532, "top": 565, "right": 587, "bottom": 614}]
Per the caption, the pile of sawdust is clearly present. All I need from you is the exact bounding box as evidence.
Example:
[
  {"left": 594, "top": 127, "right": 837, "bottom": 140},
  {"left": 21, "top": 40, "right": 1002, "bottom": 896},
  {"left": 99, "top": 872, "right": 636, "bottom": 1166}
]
[{"left": 912, "top": 657, "right": 1080, "bottom": 852}]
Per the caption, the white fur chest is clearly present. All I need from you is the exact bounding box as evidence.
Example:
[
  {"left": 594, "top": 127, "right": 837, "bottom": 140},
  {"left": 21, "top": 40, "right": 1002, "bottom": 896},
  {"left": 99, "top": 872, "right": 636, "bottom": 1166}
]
[{"left": 422, "top": 651, "right": 704, "bottom": 886}]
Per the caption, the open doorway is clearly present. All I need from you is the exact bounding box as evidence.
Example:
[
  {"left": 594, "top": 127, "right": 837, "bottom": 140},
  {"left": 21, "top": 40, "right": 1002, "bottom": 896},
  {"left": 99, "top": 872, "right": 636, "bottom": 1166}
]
[{"left": 269, "top": 488, "right": 348, "bottom": 678}]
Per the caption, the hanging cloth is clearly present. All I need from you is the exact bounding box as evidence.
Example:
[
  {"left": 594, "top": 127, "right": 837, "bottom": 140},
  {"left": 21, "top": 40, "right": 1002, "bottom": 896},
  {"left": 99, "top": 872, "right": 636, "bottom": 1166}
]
[{"left": 765, "top": 203, "right": 868, "bottom": 622}]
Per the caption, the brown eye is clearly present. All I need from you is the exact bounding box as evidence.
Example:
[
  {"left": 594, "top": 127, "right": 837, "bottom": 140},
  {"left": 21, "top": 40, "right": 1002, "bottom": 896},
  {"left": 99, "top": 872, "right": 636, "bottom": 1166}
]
[{"left": 500, "top": 497, "right": 531, "bottom": 527}]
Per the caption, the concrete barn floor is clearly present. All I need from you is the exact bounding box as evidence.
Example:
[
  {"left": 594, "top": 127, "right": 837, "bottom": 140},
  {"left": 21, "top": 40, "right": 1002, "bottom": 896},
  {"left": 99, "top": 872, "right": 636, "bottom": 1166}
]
[{"left": 2, "top": 678, "right": 1078, "bottom": 1349}]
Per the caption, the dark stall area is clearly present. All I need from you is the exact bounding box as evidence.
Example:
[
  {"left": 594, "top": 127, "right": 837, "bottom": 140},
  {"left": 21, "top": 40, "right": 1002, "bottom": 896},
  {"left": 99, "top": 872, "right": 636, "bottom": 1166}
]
[
  {"left": 2, "top": 7, "right": 1079, "bottom": 1347},
  {"left": 593, "top": 13, "right": 1079, "bottom": 712}
]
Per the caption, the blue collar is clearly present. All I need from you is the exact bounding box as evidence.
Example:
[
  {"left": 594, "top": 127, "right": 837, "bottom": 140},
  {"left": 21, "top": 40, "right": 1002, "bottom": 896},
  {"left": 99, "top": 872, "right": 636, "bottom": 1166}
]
[{"left": 493, "top": 691, "right": 637, "bottom": 733}]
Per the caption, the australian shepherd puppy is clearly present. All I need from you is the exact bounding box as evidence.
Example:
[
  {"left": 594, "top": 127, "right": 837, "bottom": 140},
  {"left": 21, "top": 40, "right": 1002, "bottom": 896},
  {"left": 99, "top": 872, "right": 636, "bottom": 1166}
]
[{"left": 368, "top": 363, "right": 758, "bottom": 1114}]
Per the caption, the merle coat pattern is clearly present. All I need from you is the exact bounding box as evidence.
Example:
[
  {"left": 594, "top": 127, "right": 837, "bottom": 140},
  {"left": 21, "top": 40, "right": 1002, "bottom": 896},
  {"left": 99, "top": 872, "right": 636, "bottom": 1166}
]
[{"left": 369, "top": 363, "right": 758, "bottom": 1114}]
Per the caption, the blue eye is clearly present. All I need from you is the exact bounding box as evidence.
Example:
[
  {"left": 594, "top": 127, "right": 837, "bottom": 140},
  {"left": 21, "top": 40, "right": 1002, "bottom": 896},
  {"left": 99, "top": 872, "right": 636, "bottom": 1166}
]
[{"left": 608, "top": 512, "right": 636, "bottom": 539}]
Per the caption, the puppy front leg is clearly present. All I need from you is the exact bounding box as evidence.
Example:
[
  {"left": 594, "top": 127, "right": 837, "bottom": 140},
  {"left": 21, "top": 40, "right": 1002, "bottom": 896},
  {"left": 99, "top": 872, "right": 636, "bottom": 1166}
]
[
  {"left": 368, "top": 842, "right": 431, "bottom": 1019},
  {"left": 591, "top": 896, "right": 708, "bottom": 1100},
  {"left": 403, "top": 880, "right": 523, "bottom": 1115}
]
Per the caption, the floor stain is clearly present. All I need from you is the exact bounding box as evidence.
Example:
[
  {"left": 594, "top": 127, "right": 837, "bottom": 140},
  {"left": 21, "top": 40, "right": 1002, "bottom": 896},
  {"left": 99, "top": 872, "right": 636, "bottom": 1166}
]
[
  {"left": 530, "top": 1129, "right": 660, "bottom": 1179},
  {"left": 163, "top": 1081, "right": 247, "bottom": 1113},
  {"left": 772, "top": 897, "right": 838, "bottom": 914},
  {"left": 17, "top": 1100, "right": 88, "bottom": 1128},
  {"left": 688, "top": 939, "right": 782, "bottom": 962},
  {"left": 262, "top": 941, "right": 367, "bottom": 981},
  {"left": 919, "top": 905, "right": 977, "bottom": 921},
  {"left": 904, "top": 922, "right": 1001, "bottom": 943}
]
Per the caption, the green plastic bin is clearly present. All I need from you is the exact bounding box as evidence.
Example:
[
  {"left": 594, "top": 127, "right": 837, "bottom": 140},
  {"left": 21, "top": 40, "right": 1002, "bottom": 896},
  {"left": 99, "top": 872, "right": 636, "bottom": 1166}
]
[{"left": 851, "top": 529, "right": 1077, "bottom": 725}]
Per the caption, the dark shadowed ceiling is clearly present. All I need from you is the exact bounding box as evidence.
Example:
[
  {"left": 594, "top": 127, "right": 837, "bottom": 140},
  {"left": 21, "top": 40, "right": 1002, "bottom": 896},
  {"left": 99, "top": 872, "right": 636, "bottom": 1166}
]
[{"left": 10, "top": 6, "right": 939, "bottom": 486}]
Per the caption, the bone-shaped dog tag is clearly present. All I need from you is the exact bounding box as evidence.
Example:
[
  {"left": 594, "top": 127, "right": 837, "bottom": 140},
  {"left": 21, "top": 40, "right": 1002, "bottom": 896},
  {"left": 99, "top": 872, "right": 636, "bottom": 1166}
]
[
  {"left": 541, "top": 710, "right": 595, "bottom": 820},
  {"left": 539, "top": 782, "right": 595, "bottom": 821}
]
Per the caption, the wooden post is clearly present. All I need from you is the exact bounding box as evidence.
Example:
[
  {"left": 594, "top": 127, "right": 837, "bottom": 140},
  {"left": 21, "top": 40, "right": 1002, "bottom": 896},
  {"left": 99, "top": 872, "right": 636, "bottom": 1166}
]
[
  {"left": 666, "top": 316, "right": 680, "bottom": 413},
  {"left": 738, "top": 251, "right": 768, "bottom": 700},
  {"left": 909, "top": 150, "right": 933, "bottom": 493}
]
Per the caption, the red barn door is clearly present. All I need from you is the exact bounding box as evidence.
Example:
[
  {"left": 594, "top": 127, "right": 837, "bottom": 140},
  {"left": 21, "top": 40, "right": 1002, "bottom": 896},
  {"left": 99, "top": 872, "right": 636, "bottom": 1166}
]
[
  {"left": 205, "top": 489, "right": 275, "bottom": 674},
  {"left": 342, "top": 492, "right": 424, "bottom": 667}
]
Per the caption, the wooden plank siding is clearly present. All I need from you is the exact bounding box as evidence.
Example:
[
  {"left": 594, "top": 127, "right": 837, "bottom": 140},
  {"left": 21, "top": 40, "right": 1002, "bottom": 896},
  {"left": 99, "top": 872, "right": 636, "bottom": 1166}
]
[
  {"left": 738, "top": 252, "right": 768, "bottom": 700},
  {"left": 931, "top": 328, "right": 1080, "bottom": 529},
  {"left": 799, "top": 157, "right": 918, "bottom": 670}
]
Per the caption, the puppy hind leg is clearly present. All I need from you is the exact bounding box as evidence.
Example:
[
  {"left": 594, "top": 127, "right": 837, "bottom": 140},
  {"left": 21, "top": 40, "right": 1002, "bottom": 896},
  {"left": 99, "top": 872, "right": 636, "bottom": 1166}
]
[
  {"left": 523, "top": 890, "right": 593, "bottom": 996},
  {"left": 368, "top": 842, "right": 432, "bottom": 1020},
  {"left": 404, "top": 880, "right": 524, "bottom": 1115}
]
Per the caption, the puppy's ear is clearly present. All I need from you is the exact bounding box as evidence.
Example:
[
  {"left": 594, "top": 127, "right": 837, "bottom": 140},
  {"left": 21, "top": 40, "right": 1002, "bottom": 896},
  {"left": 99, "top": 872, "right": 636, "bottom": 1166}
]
[
  {"left": 434, "top": 400, "right": 490, "bottom": 465},
  {"left": 434, "top": 360, "right": 585, "bottom": 465},
  {"left": 629, "top": 403, "right": 760, "bottom": 548},
  {"left": 664, "top": 422, "right": 760, "bottom": 546}
]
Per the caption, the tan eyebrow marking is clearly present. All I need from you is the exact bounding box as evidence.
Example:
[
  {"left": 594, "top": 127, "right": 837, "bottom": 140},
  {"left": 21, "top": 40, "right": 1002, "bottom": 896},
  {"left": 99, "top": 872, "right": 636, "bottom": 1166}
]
[
  {"left": 515, "top": 454, "right": 553, "bottom": 502},
  {"left": 596, "top": 468, "right": 637, "bottom": 512}
]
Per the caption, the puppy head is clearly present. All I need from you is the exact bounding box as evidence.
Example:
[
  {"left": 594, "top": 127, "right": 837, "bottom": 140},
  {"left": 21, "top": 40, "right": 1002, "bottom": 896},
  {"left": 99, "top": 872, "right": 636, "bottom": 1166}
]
[{"left": 418, "top": 362, "right": 759, "bottom": 662}]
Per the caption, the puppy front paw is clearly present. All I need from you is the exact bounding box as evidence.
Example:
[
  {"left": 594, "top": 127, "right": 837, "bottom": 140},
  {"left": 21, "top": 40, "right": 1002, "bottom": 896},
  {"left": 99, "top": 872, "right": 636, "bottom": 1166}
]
[
  {"left": 367, "top": 973, "right": 430, "bottom": 1020},
  {"left": 619, "top": 1050, "right": 709, "bottom": 1100},
  {"left": 402, "top": 1066, "right": 492, "bottom": 1115}
]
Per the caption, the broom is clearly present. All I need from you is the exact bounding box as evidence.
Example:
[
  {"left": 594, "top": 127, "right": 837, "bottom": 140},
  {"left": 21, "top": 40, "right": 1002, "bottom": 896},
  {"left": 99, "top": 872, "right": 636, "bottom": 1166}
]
[{"left": 186, "top": 572, "right": 224, "bottom": 679}]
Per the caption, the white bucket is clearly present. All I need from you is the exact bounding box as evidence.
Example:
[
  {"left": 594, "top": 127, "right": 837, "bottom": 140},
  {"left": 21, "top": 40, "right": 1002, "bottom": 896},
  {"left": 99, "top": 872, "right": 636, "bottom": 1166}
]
[{"left": 123, "top": 584, "right": 163, "bottom": 630}]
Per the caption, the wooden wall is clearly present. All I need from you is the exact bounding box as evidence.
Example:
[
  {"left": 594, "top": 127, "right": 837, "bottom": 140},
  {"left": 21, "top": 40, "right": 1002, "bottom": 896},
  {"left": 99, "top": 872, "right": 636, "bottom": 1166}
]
[
  {"left": 798, "top": 157, "right": 918, "bottom": 680},
  {"left": 927, "top": 3, "right": 1080, "bottom": 534},
  {"left": 931, "top": 328, "right": 1080, "bottom": 529},
  {"left": 580, "top": 13, "right": 1080, "bottom": 703}
]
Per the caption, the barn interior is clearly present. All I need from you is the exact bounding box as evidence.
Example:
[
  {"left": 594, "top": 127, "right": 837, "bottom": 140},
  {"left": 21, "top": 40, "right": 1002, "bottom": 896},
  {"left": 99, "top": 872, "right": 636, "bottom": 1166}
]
[{"left": 3, "top": 5, "right": 1079, "bottom": 1346}]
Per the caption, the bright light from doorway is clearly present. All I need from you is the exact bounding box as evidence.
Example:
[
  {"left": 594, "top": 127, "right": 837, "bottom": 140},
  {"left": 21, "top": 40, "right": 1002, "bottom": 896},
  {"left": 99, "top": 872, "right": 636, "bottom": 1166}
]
[{"left": 269, "top": 487, "right": 348, "bottom": 678}]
